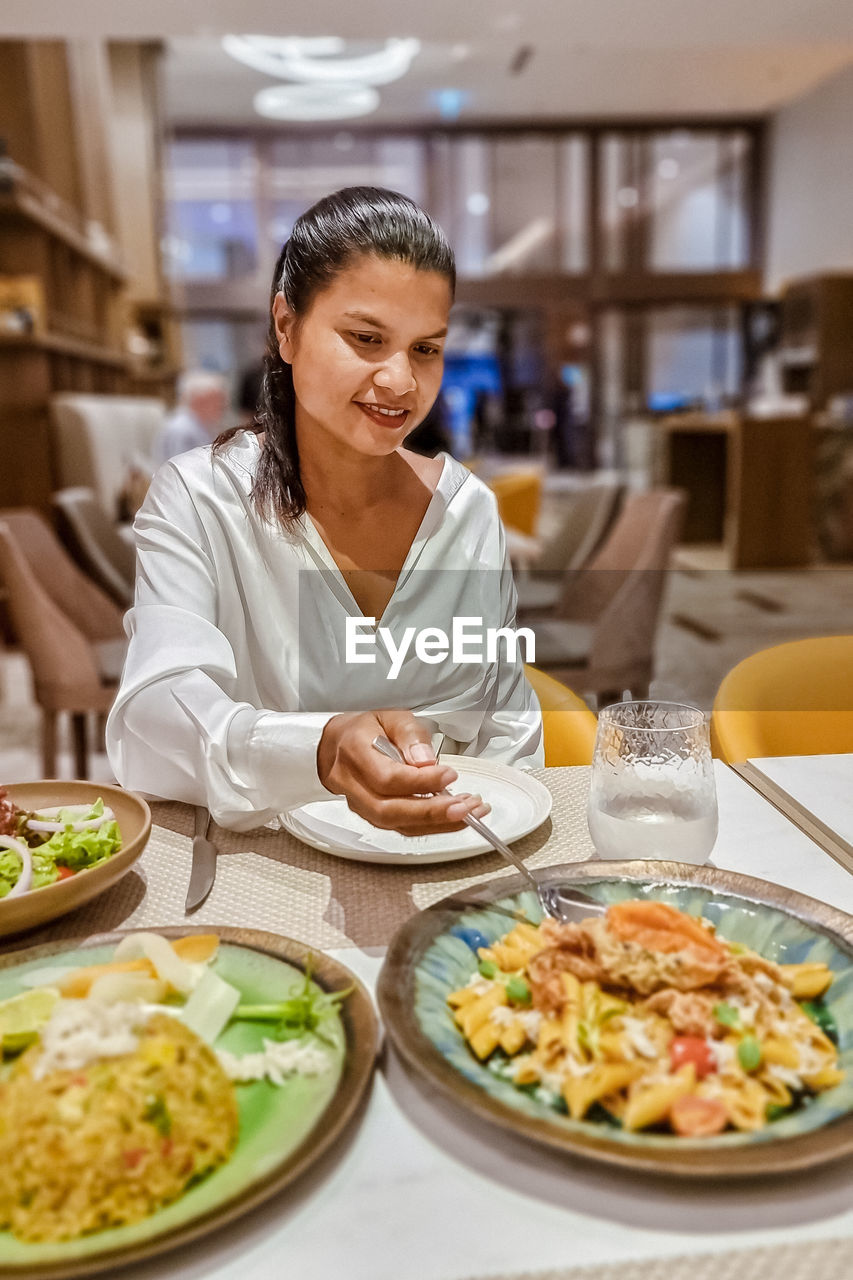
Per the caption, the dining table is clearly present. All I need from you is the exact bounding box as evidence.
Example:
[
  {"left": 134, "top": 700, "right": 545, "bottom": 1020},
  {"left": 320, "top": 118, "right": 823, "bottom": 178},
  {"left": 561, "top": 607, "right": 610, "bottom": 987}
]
[
  {"left": 732, "top": 754, "right": 853, "bottom": 875},
  {"left": 6, "top": 758, "right": 853, "bottom": 1280}
]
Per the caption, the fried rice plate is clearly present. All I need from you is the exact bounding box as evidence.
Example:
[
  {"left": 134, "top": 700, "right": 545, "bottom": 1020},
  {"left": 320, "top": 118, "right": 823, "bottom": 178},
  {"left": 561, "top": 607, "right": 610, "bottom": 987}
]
[{"left": 0, "top": 1013, "right": 238, "bottom": 1242}]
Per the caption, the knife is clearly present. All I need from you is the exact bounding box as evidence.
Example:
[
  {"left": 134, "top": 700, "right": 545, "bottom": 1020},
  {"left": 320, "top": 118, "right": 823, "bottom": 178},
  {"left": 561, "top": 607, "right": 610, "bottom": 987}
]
[{"left": 185, "top": 805, "right": 218, "bottom": 913}]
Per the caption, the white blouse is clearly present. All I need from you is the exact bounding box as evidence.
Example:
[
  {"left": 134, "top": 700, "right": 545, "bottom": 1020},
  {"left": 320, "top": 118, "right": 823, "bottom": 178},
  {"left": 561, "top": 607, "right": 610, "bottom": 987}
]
[{"left": 106, "top": 433, "right": 543, "bottom": 830}]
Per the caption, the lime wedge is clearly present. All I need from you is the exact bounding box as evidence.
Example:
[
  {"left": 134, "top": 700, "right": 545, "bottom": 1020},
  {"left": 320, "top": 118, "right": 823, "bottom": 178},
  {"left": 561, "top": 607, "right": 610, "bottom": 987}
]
[{"left": 0, "top": 987, "right": 60, "bottom": 1055}]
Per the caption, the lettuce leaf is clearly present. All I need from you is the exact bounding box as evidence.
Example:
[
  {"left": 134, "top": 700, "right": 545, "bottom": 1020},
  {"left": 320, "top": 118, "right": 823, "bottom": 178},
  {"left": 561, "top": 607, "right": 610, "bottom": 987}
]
[
  {"left": 0, "top": 801, "right": 121, "bottom": 897},
  {"left": 0, "top": 848, "right": 22, "bottom": 898},
  {"left": 39, "top": 820, "right": 121, "bottom": 871}
]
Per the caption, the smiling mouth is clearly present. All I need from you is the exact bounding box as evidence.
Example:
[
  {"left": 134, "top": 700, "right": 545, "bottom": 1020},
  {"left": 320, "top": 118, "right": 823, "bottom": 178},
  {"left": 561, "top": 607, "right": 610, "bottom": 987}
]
[{"left": 356, "top": 403, "right": 410, "bottom": 427}]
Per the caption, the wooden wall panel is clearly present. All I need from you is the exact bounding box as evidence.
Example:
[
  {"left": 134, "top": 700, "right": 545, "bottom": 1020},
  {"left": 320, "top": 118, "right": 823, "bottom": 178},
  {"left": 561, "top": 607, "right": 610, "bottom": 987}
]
[
  {"left": 24, "top": 43, "right": 82, "bottom": 209},
  {"left": 66, "top": 41, "right": 116, "bottom": 235}
]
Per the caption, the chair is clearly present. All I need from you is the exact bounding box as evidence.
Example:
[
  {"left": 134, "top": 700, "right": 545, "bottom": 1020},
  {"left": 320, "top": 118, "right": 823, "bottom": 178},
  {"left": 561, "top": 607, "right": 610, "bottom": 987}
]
[
  {"left": 516, "top": 479, "right": 623, "bottom": 615},
  {"left": 50, "top": 393, "right": 164, "bottom": 520},
  {"left": 528, "top": 488, "right": 687, "bottom": 706},
  {"left": 711, "top": 636, "right": 853, "bottom": 763},
  {"left": 53, "top": 487, "right": 136, "bottom": 607},
  {"left": 0, "top": 509, "right": 127, "bottom": 777},
  {"left": 524, "top": 665, "right": 597, "bottom": 766},
  {"left": 488, "top": 470, "right": 543, "bottom": 537}
]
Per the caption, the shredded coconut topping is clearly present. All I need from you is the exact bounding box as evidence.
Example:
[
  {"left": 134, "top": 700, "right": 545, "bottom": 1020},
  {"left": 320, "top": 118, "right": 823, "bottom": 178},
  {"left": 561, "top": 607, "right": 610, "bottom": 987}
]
[
  {"left": 34, "top": 1000, "right": 157, "bottom": 1080},
  {"left": 217, "top": 1037, "right": 331, "bottom": 1085}
]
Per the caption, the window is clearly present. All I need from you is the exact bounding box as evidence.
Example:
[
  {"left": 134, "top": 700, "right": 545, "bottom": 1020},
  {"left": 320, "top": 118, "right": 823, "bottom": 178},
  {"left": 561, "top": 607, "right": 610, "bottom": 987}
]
[
  {"left": 600, "top": 130, "right": 752, "bottom": 272},
  {"left": 646, "top": 306, "right": 742, "bottom": 409},
  {"left": 163, "top": 139, "right": 259, "bottom": 281}
]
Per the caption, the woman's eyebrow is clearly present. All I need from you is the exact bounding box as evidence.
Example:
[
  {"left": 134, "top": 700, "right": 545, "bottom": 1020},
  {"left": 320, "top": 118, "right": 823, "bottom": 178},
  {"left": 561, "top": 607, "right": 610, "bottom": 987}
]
[{"left": 342, "top": 310, "right": 384, "bottom": 327}]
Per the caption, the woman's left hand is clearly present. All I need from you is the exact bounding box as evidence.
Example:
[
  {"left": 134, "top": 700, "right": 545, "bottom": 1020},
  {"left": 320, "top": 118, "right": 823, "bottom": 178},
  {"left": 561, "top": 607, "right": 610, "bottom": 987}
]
[{"left": 316, "top": 707, "right": 490, "bottom": 836}]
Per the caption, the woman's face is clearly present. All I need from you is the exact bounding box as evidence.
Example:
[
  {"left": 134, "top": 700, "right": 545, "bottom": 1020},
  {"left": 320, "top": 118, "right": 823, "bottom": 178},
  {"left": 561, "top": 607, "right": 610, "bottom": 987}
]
[{"left": 273, "top": 254, "right": 451, "bottom": 458}]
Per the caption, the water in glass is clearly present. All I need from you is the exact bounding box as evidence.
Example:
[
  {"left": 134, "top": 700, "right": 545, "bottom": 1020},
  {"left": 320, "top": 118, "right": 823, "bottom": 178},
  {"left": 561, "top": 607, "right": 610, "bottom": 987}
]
[{"left": 587, "top": 701, "right": 718, "bottom": 864}]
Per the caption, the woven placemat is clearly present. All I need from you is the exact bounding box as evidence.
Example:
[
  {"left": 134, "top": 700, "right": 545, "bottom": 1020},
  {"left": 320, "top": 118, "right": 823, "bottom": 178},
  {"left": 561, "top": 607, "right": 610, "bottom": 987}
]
[
  {"left": 468, "top": 1236, "right": 852, "bottom": 1280},
  {"left": 3, "top": 769, "right": 594, "bottom": 952}
]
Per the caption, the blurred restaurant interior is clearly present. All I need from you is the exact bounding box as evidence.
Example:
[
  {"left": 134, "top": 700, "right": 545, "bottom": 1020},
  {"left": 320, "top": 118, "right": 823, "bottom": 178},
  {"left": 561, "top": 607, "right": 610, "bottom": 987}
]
[{"left": 1, "top": 2, "right": 852, "bottom": 778}]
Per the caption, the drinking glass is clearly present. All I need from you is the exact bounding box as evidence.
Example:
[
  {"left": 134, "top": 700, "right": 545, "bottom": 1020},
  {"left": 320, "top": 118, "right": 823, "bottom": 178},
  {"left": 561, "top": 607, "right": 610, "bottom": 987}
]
[{"left": 587, "top": 701, "right": 718, "bottom": 864}]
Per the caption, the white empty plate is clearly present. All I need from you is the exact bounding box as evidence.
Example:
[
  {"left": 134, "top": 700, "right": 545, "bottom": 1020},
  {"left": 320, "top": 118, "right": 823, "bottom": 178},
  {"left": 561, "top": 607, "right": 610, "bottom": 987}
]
[{"left": 280, "top": 755, "right": 552, "bottom": 865}]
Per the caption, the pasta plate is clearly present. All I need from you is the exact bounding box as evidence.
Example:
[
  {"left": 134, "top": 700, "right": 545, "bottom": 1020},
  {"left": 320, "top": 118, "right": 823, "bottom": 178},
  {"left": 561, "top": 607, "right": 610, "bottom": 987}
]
[{"left": 378, "top": 861, "right": 853, "bottom": 1177}]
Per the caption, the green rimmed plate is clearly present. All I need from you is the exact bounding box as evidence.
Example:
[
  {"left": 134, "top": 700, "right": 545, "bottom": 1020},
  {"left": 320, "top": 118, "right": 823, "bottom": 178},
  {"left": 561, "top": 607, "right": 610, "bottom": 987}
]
[
  {"left": 377, "top": 861, "right": 853, "bottom": 1178},
  {"left": 0, "top": 926, "right": 378, "bottom": 1277}
]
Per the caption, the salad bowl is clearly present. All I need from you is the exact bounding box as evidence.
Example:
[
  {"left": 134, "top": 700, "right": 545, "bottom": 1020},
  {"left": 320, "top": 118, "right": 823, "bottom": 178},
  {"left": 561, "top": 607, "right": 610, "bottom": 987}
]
[{"left": 0, "top": 780, "right": 151, "bottom": 938}]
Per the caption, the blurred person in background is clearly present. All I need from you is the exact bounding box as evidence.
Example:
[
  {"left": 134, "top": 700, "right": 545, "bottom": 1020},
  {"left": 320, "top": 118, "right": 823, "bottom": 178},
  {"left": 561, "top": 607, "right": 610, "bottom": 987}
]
[{"left": 155, "top": 369, "right": 229, "bottom": 464}]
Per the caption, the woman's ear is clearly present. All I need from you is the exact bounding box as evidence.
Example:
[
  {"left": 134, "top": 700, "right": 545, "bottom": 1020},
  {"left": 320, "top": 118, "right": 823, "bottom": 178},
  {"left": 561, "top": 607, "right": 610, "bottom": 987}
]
[{"left": 272, "top": 291, "right": 296, "bottom": 363}]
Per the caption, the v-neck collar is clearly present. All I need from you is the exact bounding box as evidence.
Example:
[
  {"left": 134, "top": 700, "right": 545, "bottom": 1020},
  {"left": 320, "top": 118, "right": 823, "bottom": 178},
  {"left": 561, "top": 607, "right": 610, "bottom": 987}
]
[{"left": 298, "top": 452, "right": 467, "bottom": 625}]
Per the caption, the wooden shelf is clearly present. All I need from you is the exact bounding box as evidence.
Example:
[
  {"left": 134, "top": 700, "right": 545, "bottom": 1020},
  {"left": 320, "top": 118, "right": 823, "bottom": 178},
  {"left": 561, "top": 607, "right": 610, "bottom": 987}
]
[
  {"left": 0, "top": 185, "right": 126, "bottom": 282},
  {"left": 0, "top": 331, "right": 128, "bottom": 366}
]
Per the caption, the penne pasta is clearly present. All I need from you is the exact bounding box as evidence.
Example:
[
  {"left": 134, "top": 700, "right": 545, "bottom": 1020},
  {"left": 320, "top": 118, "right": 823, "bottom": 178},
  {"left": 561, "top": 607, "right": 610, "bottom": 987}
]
[
  {"left": 623, "top": 1064, "right": 695, "bottom": 1131},
  {"left": 456, "top": 985, "right": 507, "bottom": 1038},
  {"left": 446, "top": 902, "right": 844, "bottom": 1137},
  {"left": 779, "top": 962, "right": 833, "bottom": 999}
]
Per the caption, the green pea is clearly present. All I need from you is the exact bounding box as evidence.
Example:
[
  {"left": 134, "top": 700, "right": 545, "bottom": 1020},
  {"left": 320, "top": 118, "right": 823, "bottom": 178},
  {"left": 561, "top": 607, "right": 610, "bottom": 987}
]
[
  {"left": 737, "top": 1036, "right": 762, "bottom": 1073},
  {"left": 506, "top": 975, "right": 531, "bottom": 1004}
]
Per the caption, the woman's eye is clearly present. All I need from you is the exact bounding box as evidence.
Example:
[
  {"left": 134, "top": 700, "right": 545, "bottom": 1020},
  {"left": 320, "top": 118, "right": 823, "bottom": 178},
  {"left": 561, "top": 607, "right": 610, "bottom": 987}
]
[
  {"left": 414, "top": 345, "right": 441, "bottom": 357},
  {"left": 352, "top": 332, "right": 381, "bottom": 345}
]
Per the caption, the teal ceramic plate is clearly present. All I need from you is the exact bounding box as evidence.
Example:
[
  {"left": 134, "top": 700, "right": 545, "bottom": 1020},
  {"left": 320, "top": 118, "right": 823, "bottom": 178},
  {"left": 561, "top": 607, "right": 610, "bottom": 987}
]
[
  {"left": 378, "top": 861, "right": 853, "bottom": 1177},
  {"left": 0, "top": 927, "right": 378, "bottom": 1277}
]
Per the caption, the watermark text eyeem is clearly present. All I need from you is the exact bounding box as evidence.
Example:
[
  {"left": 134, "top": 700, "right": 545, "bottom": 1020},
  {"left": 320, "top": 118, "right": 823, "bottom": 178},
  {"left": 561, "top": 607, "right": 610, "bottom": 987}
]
[{"left": 345, "top": 616, "right": 535, "bottom": 679}]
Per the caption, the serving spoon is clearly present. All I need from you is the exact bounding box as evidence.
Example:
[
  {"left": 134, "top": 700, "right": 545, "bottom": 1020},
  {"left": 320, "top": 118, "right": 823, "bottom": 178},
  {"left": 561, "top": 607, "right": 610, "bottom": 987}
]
[{"left": 371, "top": 735, "right": 604, "bottom": 924}]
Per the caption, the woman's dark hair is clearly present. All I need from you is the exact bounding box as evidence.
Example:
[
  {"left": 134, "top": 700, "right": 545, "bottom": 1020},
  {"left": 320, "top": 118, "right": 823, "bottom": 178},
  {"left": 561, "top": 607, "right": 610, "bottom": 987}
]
[{"left": 215, "top": 186, "right": 455, "bottom": 526}]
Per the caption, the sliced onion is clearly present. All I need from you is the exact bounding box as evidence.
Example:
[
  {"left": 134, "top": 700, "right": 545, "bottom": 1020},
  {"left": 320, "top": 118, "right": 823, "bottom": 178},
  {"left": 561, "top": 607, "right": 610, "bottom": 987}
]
[
  {"left": 113, "top": 932, "right": 194, "bottom": 994},
  {"left": 0, "top": 834, "right": 33, "bottom": 898},
  {"left": 180, "top": 968, "right": 241, "bottom": 1043},
  {"left": 26, "top": 805, "right": 115, "bottom": 835}
]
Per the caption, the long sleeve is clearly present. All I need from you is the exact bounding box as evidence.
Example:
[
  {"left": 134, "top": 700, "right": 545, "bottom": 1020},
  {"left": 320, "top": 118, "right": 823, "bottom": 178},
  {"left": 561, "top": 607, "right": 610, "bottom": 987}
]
[{"left": 106, "top": 460, "right": 335, "bottom": 830}]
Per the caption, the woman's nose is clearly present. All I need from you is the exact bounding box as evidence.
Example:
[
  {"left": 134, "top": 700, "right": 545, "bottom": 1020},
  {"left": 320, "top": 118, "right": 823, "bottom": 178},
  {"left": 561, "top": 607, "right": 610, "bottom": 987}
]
[{"left": 374, "top": 352, "right": 416, "bottom": 396}]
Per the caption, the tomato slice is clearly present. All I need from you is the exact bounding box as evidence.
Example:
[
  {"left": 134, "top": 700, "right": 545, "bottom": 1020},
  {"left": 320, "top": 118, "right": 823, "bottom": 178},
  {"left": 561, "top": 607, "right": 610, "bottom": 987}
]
[
  {"left": 56, "top": 865, "right": 75, "bottom": 880},
  {"left": 669, "top": 1035, "right": 717, "bottom": 1079},
  {"left": 670, "top": 1094, "right": 728, "bottom": 1136}
]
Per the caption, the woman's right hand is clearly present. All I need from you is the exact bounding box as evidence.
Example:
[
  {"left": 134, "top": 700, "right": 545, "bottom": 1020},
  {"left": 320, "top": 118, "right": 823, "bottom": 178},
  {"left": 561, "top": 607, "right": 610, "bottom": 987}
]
[{"left": 316, "top": 708, "right": 490, "bottom": 836}]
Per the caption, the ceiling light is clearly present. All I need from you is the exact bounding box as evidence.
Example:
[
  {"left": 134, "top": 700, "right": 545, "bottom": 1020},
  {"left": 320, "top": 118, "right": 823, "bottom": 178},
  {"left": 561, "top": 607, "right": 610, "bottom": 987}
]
[
  {"left": 450, "top": 44, "right": 471, "bottom": 61},
  {"left": 253, "top": 83, "right": 380, "bottom": 122},
  {"left": 657, "top": 158, "right": 680, "bottom": 180},
  {"left": 223, "top": 35, "right": 420, "bottom": 86},
  {"left": 617, "top": 187, "right": 639, "bottom": 209}
]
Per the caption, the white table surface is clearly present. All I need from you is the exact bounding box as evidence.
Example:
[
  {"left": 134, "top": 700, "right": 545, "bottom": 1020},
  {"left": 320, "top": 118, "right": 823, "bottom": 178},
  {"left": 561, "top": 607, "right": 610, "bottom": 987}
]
[
  {"left": 94, "top": 763, "right": 853, "bottom": 1280},
  {"left": 748, "top": 753, "right": 853, "bottom": 846}
]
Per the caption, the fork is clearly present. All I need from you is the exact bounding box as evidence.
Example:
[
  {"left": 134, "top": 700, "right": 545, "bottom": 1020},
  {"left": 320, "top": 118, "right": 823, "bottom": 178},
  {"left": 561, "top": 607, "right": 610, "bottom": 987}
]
[{"left": 370, "top": 735, "right": 603, "bottom": 923}]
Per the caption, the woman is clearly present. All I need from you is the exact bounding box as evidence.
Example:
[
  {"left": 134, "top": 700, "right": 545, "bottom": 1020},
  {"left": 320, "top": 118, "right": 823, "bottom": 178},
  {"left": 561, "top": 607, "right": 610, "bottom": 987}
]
[{"left": 107, "top": 187, "right": 543, "bottom": 832}]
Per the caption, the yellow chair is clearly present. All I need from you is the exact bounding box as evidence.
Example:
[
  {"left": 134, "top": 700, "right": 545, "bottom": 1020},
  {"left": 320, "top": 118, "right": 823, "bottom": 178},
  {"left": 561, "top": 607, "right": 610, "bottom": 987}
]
[
  {"left": 488, "top": 471, "right": 542, "bottom": 537},
  {"left": 525, "top": 665, "right": 598, "bottom": 766},
  {"left": 711, "top": 636, "right": 853, "bottom": 763}
]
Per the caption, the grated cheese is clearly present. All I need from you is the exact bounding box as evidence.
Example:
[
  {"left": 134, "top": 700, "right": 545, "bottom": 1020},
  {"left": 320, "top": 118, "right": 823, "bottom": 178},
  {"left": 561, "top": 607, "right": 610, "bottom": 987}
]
[{"left": 620, "top": 1016, "right": 659, "bottom": 1059}]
